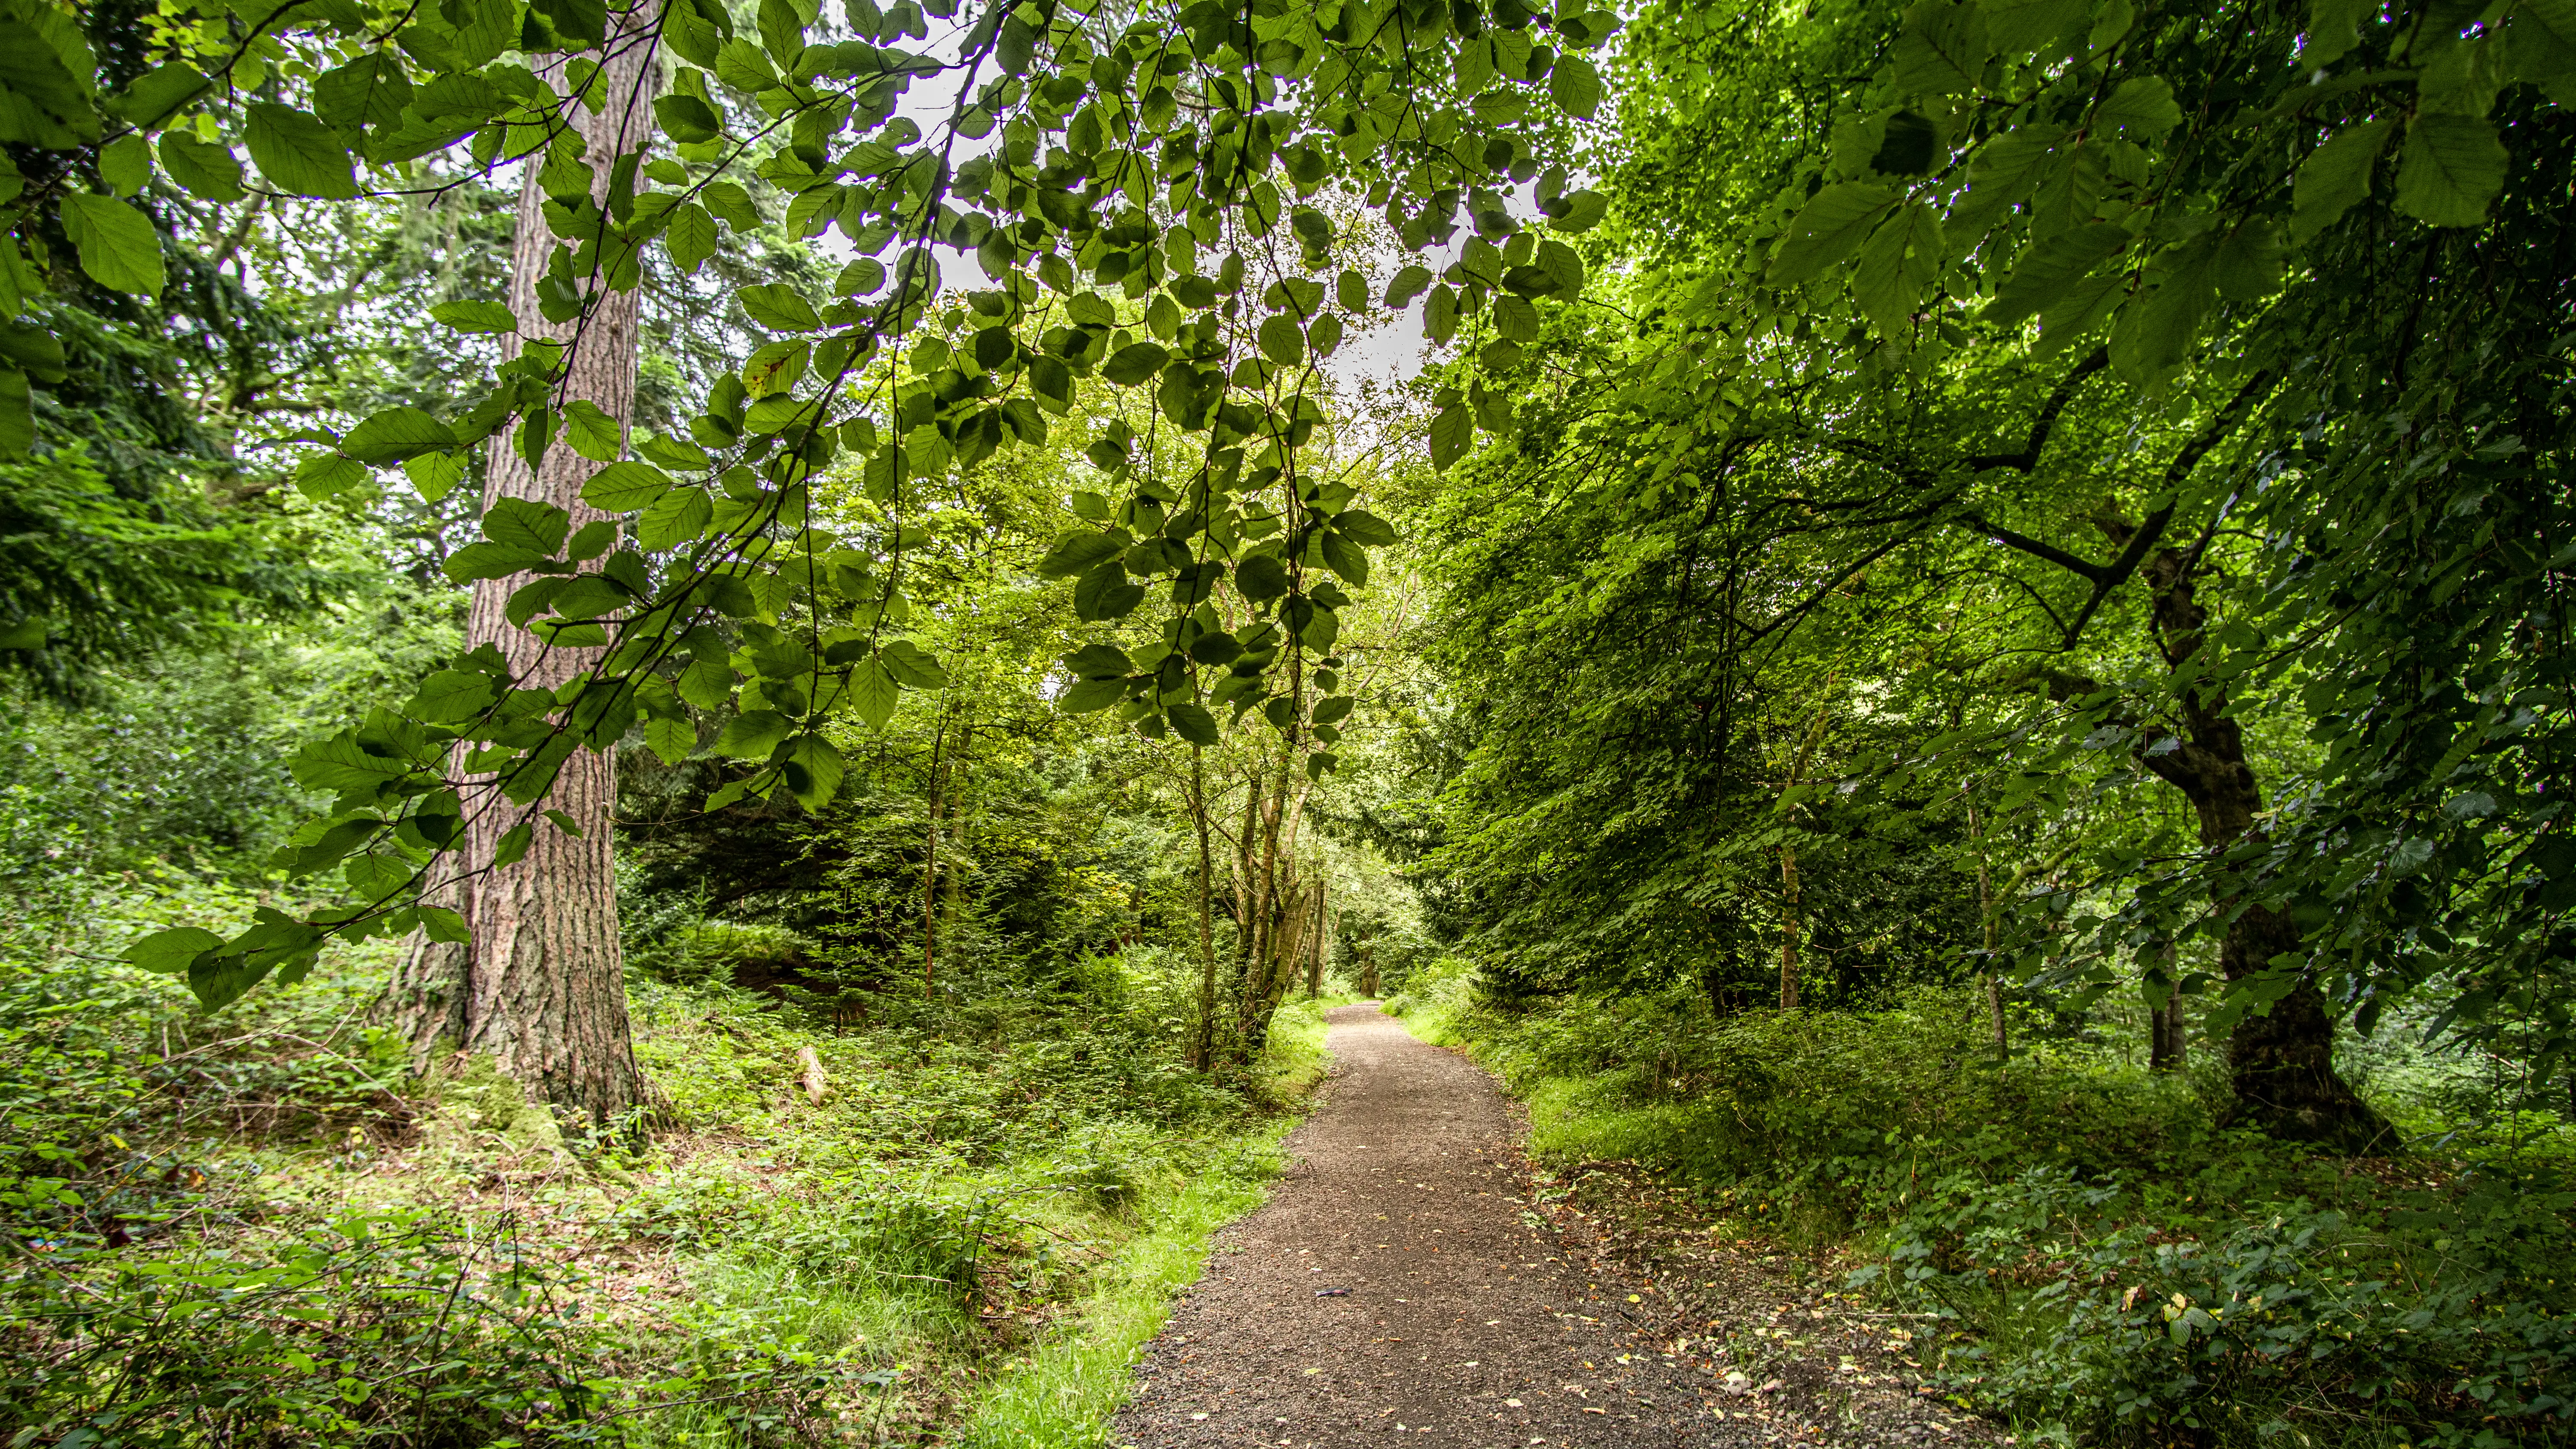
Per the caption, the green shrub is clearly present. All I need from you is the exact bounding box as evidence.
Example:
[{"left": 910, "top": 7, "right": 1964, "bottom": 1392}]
[{"left": 1423, "top": 979, "right": 2576, "bottom": 1446}]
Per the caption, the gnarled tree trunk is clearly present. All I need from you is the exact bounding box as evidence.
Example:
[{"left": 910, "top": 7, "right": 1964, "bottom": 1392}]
[
  {"left": 2139, "top": 553, "right": 2389, "bottom": 1151},
  {"left": 392, "top": 15, "right": 660, "bottom": 1128}
]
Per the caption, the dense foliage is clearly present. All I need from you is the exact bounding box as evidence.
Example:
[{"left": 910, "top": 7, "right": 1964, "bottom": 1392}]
[{"left": 1, "top": 0, "right": 2571, "bottom": 1442}]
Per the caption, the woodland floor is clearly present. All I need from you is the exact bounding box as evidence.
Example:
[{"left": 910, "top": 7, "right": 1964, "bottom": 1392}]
[{"left": 1109, "top": 1004, "right": 1996, "bottom": 1449}]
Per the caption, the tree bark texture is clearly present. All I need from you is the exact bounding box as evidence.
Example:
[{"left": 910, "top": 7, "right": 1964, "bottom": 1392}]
[
  {"left": 392, "top": 17, "right": 659, "bottom": 1127},
  {"left": 2139, "top": 553, "right": 2389, "bottom": 1150}
]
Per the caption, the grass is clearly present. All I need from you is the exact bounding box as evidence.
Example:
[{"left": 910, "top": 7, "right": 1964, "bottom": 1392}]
[
  {"left": 0, "top": 890, "right": 1349, "bottom": 1448},
  {"left": 953, "top": 991, "right": 1343, "bottom": 1447}
]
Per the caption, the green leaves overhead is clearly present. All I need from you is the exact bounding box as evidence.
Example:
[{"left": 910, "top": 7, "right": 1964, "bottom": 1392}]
[
  {"left": 57, "top": 194, "right": 162, "bottom": 295},
  {"left": 243, "top": 102, "right": 360, "bottom": 199},
  {"left": 2393, "top": 115, "right": 2509, "bottom": 227},
  {"left": 1769, "top": 184, "right": 1899, "bottom": 287}
]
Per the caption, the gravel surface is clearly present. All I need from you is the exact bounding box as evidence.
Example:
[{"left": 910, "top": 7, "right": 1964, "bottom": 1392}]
[{"left": 1109, "top": 1004, "right": 1995, "bottom": 1449}]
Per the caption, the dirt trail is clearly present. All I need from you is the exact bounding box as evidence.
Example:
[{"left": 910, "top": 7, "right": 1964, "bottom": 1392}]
[{"left": 1110, "top": 1004, "right": 1988, "bottom": 1449}]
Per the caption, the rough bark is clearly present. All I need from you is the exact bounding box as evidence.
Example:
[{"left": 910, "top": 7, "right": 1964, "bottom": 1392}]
[{"left": 392, "top": 15, "right": 660, "bottom": 1128}]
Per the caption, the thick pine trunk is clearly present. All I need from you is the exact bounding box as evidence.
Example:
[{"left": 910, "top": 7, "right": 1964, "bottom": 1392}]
[
  {"left": 2140, "top": 559, "right": 2390, "bottom": 1151},
  {"left": 393, "top": 18, "right": 659, "bottom": 1128}
]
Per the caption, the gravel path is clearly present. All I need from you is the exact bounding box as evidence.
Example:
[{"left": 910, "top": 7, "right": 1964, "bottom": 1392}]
[{"left": 1111, "top": 1004, "right": 1992, "bottom": 1449}]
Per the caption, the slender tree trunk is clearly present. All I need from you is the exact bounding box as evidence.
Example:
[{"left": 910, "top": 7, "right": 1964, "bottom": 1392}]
[
  {"left": 1777, "top": 844, "right": 1801, "bottom": 1010},
  {"left": 2147, "top": 937, "right": 2185, "bottom": 1073},
  {"left": 2139, "top": 554, "right": 2388, "bottom": 1149},
  {"left": 1307, "top": 887, "right": 1325, "bottom": 999},
  {"left": 920, "top": 706, "right": 947, "bottom": 996},
  {"left": 1965, "top": 795, "right": 2007, "bottom": 1050},
  {"left": 392, "top": 15, "right": 659, "bottom": 1128},
  {"left": 1189, "top": 746, "right": 1219, "bottom": 1070}
]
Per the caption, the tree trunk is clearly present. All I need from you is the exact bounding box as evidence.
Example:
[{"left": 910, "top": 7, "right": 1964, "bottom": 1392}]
[
  {"left": 920, "top": 706, "right": 947, "bottom": 996},
  {"left": 392, "top": 16, "right": 659, "bottom": 1128},
  {"left": 2139, "top": 554, "right": 2389, "bottom": 1150},
  {"left": 1777, "top": 844, "right": 1801, "bottom": 1009},
  {"left": 1964, "top": 794, "right": 2008, "bottom": 1050},
  {"left": 1189, "top": 746, "right": 1220, "bottom": 1070},
  {"left": 2146, "top": 937, "right": 2184, "bottom": 1073},
  {"left": 1307, "top": 887, "right": 1325, "bottom": 999}
]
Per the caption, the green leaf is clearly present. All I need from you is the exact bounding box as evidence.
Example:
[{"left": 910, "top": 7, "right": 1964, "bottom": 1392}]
[
  {"left": 1853, "top": 201, "right": 1944, "bottom": 336},
  {"left": 786, "top": 733, "right": 844, "bottom": 810},
  {"left": 158, "top": 134, "right": 243, "bottom": 201},
  {"left": 1544, "top": 189, "right": 1611, "bottom": 233},
  {"left": 408, "top": 669, "right": 498, "bottom": 723},
  {"left": 1428, "top": 402, "right": 1473, "bottom": 470},
  {"left": 440, "top": 541, "right": 540, "bottom": 582},
  {"left": 880, "top": 637, "right": 947, "bottom": 688},
  {"left": 0, "top": 18, "right": 99, "bottom": 149},
  {"left": 315, "top": 52, "right": 412, "bottom": 132},
  {"left": 244, "top": 102, "right": 361, "bottom": 200},
  {"left": 295, "top": 453, "right": 368, "bottom": 500},
  {"left": 653, "top": 93, "right": 723, "bottom": 143},
  {"left": 1168, "top": 701, "right": 1219, "bottom": 746},
  {"left": 1257, "top": 314, "right": 1306, "bottom": 367},
  {"left": 1318, "top": 529, "right": 1370, "bottom": 585},
  {"left": 715, "top": 709, "right": 793, "bottom": 759},
  {"left": 124, "top": 925, "right": 222, "bottom": 974},
  {"left": 1949, "top": 124, "right": 2065, "bottom": 253},
  {"left": 2095, "top": 77, "right": 2181, "bottom": 139},
  {"left": 431, "top": 298, "right": 517, "bottom": 333},
  {"left": 98, "top": 135, "right": 151, "bottom": 196},
  {"left": 1987, "top": 223, "right": 2129, "bottom": 327},
  {"left": 1425, "top": 284, "right": 1458, "bottom": 343},
  {"left": 2211, "top": 220, "right": 2284, "bottom": 301},
  {"left": 1334, "top": 509, "right": 1399, "bottom": 547},
  {"left": 1983, "top": 0, "right": 2087, "bottom": 55},
  {"left": 58, "top": 194, "right": 164, "bottom": 295},
  {"left": 1383, "top": 264, "right": 1434, "bottom": 306},
  {"left": 2108, "top": 238, "right": 2218, "bottom": 385},
  {"left": 1103, "top": 341, "right": 1171, "bottom": 385},
  {"left": 1890, "top": 0, "right": 1990, "bottom": 97},
  {"left": 580, "top": 459, "right": 676, "bottom": 510},
  {"left": 1036, "top": 533, "right": 1128, "bottom": 579},
  {"left": 563, "top": 399, "right": 623, "bottom": 461},
  {"left": 1549, "top": 53, "right": 1602, "bottom": 117},
  {"left": 2394, "top": 113, "right": 2507, "bottom": 228},
  {"left": 2303, "top": 0, "right": 2368, "bottom": 69},
  {"left": 483, "top": 496, "right": 571, "bottom": 555},
  {"left": 639, "top": 487, "right": 714, "bottom": 550},
  {"left": 850, "top": 657, "right": 901, "bottom": 728},
  {"left": 342, "top": 406, "right": 456, "bottom": 464},
  {"left": 2291, "top": 117, "right": 2396, "bottom": 242},
  {"left": 644, "top": 714, "right": 696, "bottom": 764},
  {"left": 738, "top": 282, "right": 821, "bottom": 331},
  {"left": 1058, "top": 675, "right": 1129, "bottom": 712},
  {"left": 666, "top": 201, "right": 717, "bottom": 274},
  {"left": 1767, "top": 183, "right": 1898, "bottom": 286},
  {"left": 1234, "top": 553, "right": 1289, "bottom": 601},
  {"left": 406, "top": 451, "right": 467, "bottom": 502}
]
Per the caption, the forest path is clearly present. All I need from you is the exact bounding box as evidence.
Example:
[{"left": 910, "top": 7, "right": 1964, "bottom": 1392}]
[{"left": 1110, "top": 1003, "right": 1984, "bottom": 1449}]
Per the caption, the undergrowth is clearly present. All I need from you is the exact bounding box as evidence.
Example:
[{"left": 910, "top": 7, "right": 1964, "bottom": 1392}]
[
  {"left": 0, "top": 865, "right": 1328, "bottom": 1447},
  {"left": 1392, "top": 963, "right": 2576, "bottom": 1448}
]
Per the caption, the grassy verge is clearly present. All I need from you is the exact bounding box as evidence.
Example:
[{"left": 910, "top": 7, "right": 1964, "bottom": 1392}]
[
  {"left": 0, "top": 887, "right": 1341, "bottom": 1447},
  {"left": 952, "top": 992, "right": 1343, "bottom": 1447},
  {"left": 1385, "top": 962, "right": 2576, "bottom": 1449}
]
